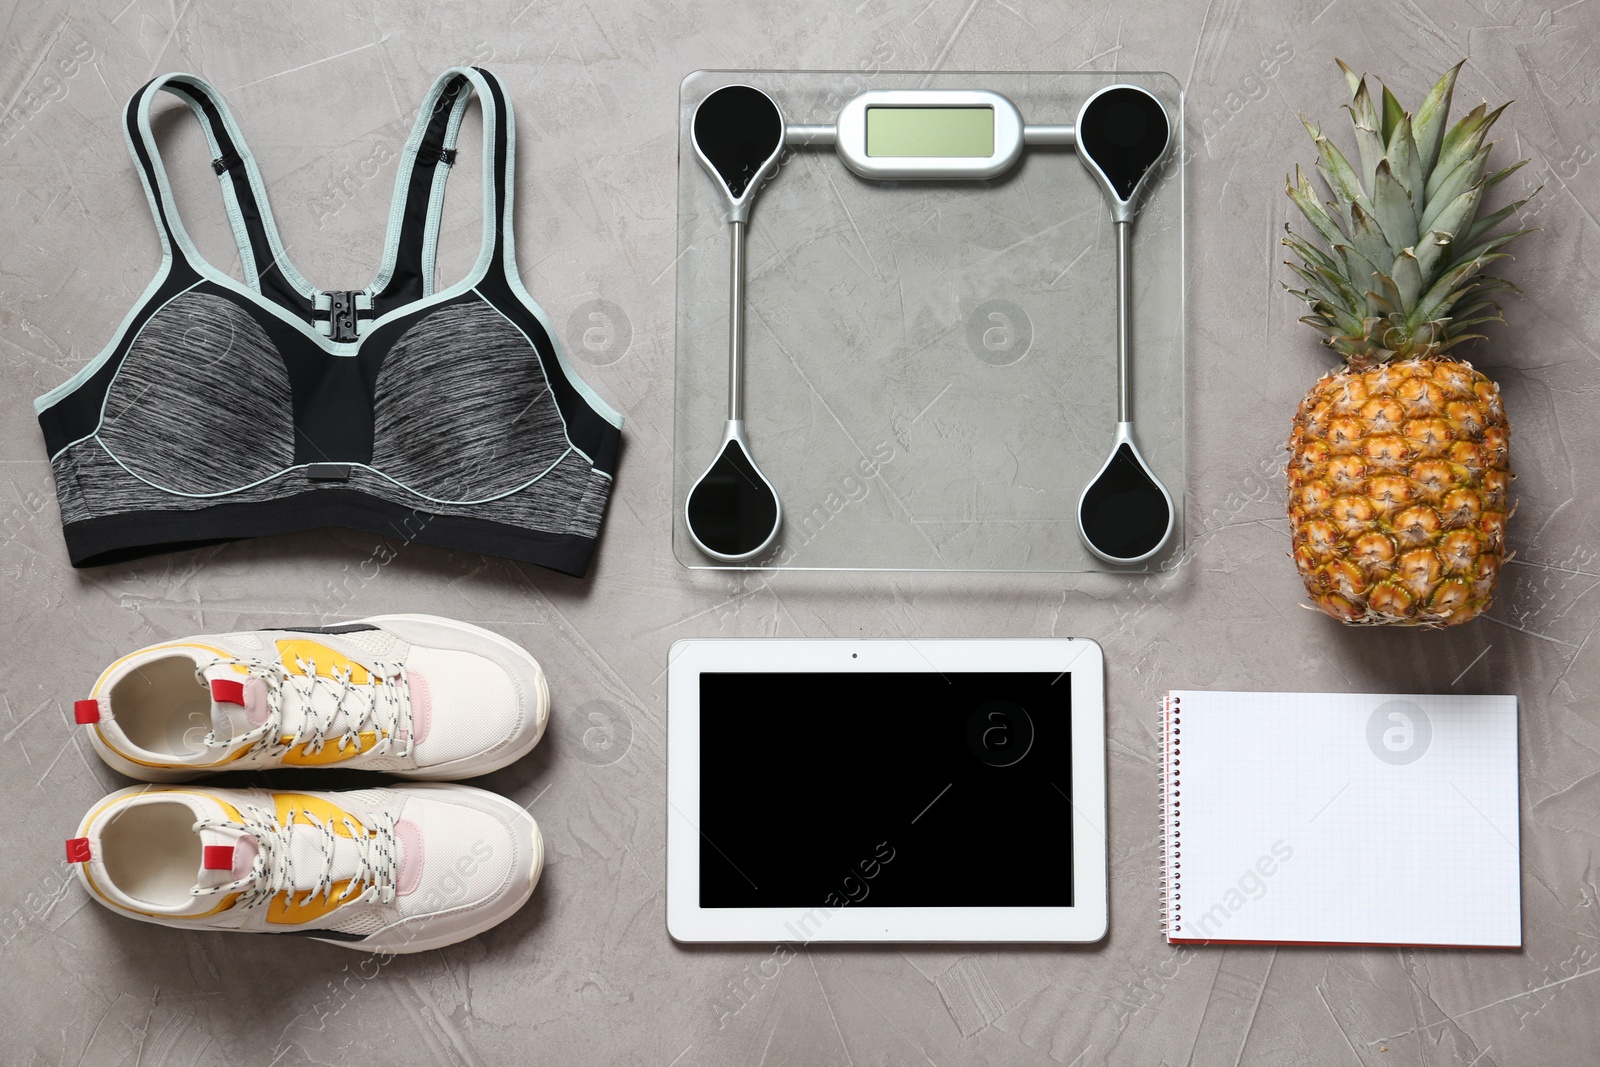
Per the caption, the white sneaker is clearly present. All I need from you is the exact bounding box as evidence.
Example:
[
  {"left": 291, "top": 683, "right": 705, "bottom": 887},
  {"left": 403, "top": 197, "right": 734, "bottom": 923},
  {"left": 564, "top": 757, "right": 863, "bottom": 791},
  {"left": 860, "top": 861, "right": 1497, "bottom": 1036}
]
[
  {"left": 68, "top": 783, "right": 542, "bottom": 953},
  {"left": 75, "top": 615, "right": 548, "bottom": 782}
]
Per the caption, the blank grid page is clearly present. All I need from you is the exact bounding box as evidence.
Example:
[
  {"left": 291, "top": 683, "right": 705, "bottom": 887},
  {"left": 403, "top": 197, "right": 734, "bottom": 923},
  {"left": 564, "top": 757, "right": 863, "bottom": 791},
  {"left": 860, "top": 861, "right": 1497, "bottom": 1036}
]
[{"left": 1164, "top": 691, "right": 1520, "bottom": 947}]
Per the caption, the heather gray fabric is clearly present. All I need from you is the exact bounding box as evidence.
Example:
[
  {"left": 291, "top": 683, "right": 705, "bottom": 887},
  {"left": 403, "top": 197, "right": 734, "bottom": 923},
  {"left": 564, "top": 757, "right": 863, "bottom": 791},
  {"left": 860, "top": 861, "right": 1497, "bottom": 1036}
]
[
  {"left": 51, "top": 440, "right": 610, "bottom": 541},
  {"left": 371, "top": 302, "right": 570, "bottom": 501},
  {"left": 96, "top": 291, "right": 295, "bottom": 496}
]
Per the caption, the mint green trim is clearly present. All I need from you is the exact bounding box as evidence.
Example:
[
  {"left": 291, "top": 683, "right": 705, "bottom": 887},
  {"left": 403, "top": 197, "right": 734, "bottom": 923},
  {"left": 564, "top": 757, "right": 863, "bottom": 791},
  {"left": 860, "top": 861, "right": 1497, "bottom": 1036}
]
[{"left": 133, "top": 75, "right": 316, "bottom": 301}]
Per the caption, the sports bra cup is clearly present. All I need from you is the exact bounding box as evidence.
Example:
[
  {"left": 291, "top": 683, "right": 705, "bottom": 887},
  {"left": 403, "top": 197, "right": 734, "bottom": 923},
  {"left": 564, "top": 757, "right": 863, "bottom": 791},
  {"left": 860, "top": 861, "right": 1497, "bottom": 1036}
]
[{"left": 35, "top": 68, "right": 624, "bottom": 575}]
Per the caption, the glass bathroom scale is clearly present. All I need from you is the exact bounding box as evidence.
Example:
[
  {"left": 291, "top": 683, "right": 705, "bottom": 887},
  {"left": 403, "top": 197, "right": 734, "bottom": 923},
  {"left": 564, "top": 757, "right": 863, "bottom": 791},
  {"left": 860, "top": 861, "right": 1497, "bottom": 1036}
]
[{"left": 673, "top": 69, "right": 1186, "bottom": 573}]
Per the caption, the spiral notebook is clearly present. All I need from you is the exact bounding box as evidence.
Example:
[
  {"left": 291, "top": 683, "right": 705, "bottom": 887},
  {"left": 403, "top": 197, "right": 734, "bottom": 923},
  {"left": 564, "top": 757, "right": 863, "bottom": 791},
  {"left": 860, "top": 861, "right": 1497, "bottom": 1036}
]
[{"left": 1160, "top": 690, "right": 1520, "bottom": 947}]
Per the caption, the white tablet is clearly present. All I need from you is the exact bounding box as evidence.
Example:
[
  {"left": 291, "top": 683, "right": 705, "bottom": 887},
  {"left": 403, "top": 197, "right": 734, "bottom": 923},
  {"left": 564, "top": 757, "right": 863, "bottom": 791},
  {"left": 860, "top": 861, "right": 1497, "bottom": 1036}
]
[{"left": 666, "top": 638, "right": 1107, "bottom": 943}]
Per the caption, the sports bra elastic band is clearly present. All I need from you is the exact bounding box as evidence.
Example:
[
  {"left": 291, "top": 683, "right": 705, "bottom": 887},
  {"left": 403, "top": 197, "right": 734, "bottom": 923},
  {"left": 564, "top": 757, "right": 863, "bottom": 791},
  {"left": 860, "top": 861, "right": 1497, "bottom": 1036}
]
[{"left": 36, "top": 67, "right": 624, "bottom": 577}]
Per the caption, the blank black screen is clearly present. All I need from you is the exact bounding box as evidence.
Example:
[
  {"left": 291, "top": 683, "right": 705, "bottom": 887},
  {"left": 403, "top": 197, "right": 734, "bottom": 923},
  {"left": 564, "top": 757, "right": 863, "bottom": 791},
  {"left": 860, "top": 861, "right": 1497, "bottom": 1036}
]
[{"left": 698, "top": 672, "right": 1073, "bottom": 908}]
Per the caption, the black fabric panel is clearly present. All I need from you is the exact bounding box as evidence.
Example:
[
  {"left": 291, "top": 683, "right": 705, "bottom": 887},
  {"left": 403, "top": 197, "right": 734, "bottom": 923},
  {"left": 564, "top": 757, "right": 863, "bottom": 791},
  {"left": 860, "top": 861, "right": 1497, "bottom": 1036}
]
[
  {"left": 37, "top": 268, "right": 202, "bottom": 456},
  {"left": 60, "top": 490, "right": 598, "bottom": 577},
  {"left": 288, "top": 348, "right": 371, "bottom": 465},
  {"left": 476, "top": 67, "right": 510, "bottom": 269},
  {"left": 262, "top": 623, "right": 381, "bottom": 634},
  {"left": 374, "top": 75, "right": 468, "bottom": 316}
]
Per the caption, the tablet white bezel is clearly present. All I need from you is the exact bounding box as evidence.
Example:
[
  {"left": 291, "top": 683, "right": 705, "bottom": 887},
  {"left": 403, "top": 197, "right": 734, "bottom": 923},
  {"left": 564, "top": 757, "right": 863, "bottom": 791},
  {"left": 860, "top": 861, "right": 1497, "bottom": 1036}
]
[{"left": 666, "top": 638, "right": 1107, "bottom": 943}]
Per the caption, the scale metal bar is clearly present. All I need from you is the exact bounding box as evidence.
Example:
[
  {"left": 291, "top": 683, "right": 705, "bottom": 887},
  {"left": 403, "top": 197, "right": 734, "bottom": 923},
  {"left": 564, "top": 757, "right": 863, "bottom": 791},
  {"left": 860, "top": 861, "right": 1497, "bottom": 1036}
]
[
  {"left": 785, "top": 124, "right": 836, "bottom": 145},
  {"left": 1022, "top": 123, "right": 1075, "bottom": 146},
  {"left": 727, "top": 219, "right": 746, "bottom": 422},
  {"left": 1114, "top": 219, "right": 1131, "bottom": 425}
]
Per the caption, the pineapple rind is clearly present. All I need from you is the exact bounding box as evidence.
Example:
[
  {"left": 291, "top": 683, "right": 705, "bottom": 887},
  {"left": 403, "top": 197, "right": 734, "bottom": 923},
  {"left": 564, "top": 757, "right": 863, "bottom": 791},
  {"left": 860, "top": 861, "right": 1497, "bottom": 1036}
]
[{"left": 1287, "top": 359, "right": 1509, "bottom": 627}]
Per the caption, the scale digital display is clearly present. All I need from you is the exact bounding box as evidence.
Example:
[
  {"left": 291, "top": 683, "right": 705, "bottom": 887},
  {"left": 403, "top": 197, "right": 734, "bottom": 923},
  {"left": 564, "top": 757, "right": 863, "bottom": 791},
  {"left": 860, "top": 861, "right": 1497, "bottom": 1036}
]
[{"left": 865, "top": 107, "right": 994, "bottom": 158}]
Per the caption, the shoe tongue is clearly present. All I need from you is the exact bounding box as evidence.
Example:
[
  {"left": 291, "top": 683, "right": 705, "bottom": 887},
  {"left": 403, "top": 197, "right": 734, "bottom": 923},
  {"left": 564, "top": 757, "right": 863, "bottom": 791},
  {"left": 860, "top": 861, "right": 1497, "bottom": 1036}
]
[
  {"left": 199, "top": 665, "right": 269, "bottom": 745},
  {"left": 195, "top": 823, "right": 257, "bottom": 890},
  {"left": 285, "top": 818, "right": 366, "bottom": 889}
]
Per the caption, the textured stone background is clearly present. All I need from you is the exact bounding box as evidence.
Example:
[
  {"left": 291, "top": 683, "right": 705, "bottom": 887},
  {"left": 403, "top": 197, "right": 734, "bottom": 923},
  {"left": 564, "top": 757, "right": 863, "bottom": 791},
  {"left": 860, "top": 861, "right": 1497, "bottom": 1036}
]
[{"left": 2, "top": 1, "right": 1598, "bottom": 1064}]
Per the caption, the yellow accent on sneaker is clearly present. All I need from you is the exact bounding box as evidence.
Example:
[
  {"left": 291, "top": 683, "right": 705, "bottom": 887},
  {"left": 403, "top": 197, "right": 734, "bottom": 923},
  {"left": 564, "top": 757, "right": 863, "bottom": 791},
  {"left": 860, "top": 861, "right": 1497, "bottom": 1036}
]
[
  {"left": 262, "top": 793, "right": 371, "bottom": 926},
  {"left": 275, "top": 639, "right": 386, "bottom": 686},
  {"left": 270, "top": 792, "right": 365, "bottom": 836}
]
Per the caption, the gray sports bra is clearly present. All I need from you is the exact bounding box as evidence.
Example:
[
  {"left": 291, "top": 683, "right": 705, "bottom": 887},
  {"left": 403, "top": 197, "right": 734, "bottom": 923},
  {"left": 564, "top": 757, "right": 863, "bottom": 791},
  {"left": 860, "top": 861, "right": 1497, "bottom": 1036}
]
[{"left": 35, "top": 67, "right": 623, "bottom": 577}]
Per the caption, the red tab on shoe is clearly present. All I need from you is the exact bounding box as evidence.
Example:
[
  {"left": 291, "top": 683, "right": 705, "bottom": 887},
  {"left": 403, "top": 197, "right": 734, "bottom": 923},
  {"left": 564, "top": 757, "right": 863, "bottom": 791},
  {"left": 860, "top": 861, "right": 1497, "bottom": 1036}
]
[
  {"left": 201, "top": 845, "right": 235, "bottom": 871},
  {"left": 210, "top": 678, "right": 246, "bottom": 705},
  {"left": 66, "top": 837, "right": 92, "bottom": 863},
  {"left": 73, "top": 699, "right": 100, "bottom": 724}
]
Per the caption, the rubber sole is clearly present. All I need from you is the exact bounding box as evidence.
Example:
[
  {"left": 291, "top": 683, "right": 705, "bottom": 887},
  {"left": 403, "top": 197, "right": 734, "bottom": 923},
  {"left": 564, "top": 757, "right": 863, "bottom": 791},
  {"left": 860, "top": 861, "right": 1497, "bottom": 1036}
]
[{"left": 87, "top": 733, "right": 209, "bottom": 783}]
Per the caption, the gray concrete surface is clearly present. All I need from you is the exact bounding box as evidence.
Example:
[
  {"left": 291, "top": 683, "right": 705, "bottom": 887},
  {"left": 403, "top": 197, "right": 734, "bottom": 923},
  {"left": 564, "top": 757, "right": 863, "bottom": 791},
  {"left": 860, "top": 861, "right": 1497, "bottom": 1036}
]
[{"left": 3, "top": 1, "right": 1598, "bottom": 1064}]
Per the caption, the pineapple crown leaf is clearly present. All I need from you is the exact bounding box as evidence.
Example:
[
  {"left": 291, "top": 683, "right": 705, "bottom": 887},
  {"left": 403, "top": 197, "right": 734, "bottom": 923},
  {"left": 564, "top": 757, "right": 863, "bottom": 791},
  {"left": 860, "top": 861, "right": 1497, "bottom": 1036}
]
[
  {"left": 1284, "top": 59, "right": 1533, "bottom": 364},
  {"left": 1412, "top": 60, "right": 1465, "bottom": 172}
]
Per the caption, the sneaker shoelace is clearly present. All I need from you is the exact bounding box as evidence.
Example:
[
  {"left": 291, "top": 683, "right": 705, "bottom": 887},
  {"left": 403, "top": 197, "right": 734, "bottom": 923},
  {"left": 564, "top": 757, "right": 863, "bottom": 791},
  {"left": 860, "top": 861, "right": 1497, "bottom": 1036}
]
[
  {"left": 192, "top": 802, "right": 399, "bottom": 910},
  {"left": 193, "top": 654, "right": 414, "bottom": 760}
]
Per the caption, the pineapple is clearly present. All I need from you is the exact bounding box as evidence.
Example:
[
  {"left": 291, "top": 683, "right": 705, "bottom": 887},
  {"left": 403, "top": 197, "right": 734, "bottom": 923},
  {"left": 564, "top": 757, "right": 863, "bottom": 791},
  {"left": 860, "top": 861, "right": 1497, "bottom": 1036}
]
[{"left": 1282, "top": 60, "right": 1533, "bottom": 626}]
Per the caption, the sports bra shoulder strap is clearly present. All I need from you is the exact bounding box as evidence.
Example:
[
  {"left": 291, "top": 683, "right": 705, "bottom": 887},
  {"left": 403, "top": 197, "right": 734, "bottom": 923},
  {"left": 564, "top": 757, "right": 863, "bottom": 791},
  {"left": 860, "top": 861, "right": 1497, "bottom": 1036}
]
[
  {"left": 371, "top": 66, "right": 518, "bottom": 308},
  {"left": 124, "top": 74, "right": 317, "bottom": 314}
]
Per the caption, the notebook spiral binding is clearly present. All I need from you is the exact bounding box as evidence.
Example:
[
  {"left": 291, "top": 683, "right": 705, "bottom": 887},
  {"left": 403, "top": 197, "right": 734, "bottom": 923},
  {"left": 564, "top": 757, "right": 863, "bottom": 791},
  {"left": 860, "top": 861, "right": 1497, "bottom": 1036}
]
[{"left": 1159, "top": 693, "right": 1179, "bottom": 937}]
